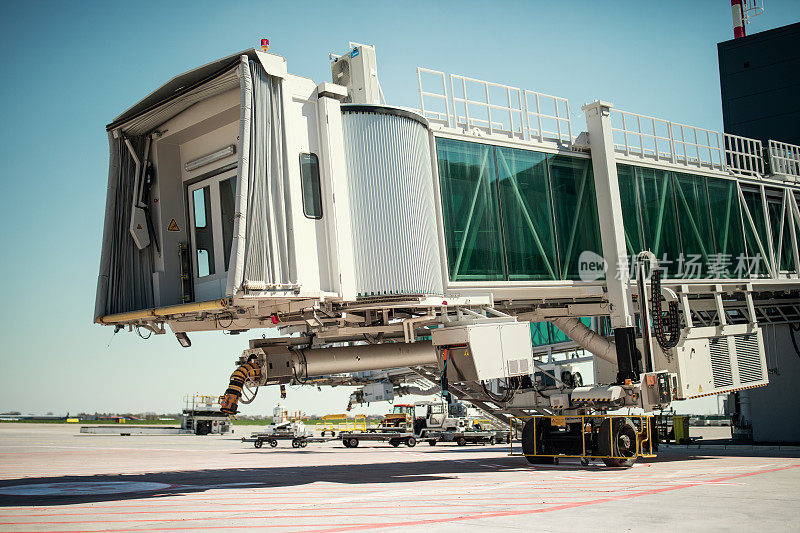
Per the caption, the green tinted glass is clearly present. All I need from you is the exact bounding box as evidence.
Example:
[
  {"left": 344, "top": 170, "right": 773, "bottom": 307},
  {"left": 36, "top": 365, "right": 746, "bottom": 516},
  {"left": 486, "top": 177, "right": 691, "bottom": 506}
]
[
  {"left": 549, "top": 155, "right": 603, "bottom": 279},
  {"left": 674, "top": 172, "right": 714, "bottom": 276},
  {"left": 530, "top": 322, "right": 551, "bottom": 346},
  {"left": 706, "top": 177, "right": 747, "bottom": 277},
  {"left": 437, "top": 138, "right": 505, "bottom": 280},
  {"left": 495, "top": 146, "right": 557, "bottom": 280},
  {"left": 766, "top": 194, "right": 796, "bottom": 272},
  {"left": 617, "top": 164, "right": 644, "bottom": 257},
  {"left": 741, "top": 188, "right": 770, "bottom": 277},
  {"left": 635, "top": 166, "right": 682, "bottom": 277}
]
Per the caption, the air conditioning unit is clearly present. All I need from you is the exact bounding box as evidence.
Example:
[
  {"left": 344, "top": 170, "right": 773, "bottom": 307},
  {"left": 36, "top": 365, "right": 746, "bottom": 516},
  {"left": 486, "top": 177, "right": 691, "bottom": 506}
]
[
  {"left": 649, "top": 324, "right": 768, "bottom": 399},
  {"left": 331, "top": 44, "right": 380, "bottom": 104}
]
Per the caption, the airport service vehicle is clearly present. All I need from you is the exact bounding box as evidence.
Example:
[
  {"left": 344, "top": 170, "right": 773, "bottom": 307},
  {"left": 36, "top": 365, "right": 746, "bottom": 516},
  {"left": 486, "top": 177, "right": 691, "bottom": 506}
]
[
  {"left": 95, "top": 39, "right": 800, "bottom": 466},
  {"left": 340, "top": 400, "right": 507, "bottom": 448},
  {"left": 243, "top": 419, "right": 312, "bottom": 448},
  {"left": 181, "top": 394, "right": 232, "bottom": 435}
]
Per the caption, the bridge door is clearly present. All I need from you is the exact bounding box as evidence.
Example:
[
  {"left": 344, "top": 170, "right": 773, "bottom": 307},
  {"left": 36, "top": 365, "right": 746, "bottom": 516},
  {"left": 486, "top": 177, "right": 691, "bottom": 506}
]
[{"left": 187, "top": 169, "right": 237, "bottom": 301}]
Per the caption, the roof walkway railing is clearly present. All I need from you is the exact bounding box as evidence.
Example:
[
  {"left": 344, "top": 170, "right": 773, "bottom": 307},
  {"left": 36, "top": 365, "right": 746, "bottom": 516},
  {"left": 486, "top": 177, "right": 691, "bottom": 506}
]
[
  {"left": 417, "top": 67, "right": 572, "bottom": 144},
  {"left": 416, "top": 67, "right": 800, "bottom": 182}
]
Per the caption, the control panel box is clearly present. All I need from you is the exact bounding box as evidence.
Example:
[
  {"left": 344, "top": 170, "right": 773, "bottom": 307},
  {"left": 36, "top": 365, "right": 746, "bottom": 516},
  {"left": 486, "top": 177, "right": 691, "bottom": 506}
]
[
  {"left": 362, "top": 381, "right": 394, "bottom": 403},
  {"left": 431, "top": 321, "right": 534, "bottom": 382},
  {"left": 640, "top": 371, "right": 679, "bottom": 411}
]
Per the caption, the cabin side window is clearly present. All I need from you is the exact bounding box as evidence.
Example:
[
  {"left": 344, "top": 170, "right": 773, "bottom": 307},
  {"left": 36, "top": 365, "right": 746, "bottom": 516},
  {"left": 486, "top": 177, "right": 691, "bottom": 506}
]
[
  {"left": 300, "top": 153, "right": 323, "bottom": 219},
  {"left": 192, "top": 186, "right": 215, "bottom": 277}
]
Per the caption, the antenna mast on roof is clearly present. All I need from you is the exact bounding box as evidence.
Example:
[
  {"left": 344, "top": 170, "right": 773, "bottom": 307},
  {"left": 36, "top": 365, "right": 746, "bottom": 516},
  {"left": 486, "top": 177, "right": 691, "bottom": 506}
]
[{"left": 731, "top": 0, "right": 765, "bottom": 39}]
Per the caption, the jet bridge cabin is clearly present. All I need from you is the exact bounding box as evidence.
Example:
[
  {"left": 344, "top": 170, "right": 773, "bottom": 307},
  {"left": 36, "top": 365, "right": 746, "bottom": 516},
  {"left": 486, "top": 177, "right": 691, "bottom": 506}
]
[{"left": 95, "top": 46, "right": 446, "bottom": 332}]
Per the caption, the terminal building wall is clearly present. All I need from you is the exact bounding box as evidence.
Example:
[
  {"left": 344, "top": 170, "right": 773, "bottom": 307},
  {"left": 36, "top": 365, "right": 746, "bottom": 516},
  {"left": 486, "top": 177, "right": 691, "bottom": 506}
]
[
  {"left": 719, "top": 23, "right": 800, "bottom": 443},
  {"left": 718, "top": 22, "right": 800, "bottom": 146}
]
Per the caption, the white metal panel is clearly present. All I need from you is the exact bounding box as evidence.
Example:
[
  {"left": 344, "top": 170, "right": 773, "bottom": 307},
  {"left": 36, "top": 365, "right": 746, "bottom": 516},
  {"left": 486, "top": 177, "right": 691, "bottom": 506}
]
[{"left": 341, "top": 106, "right": 443, "bottom": 296}]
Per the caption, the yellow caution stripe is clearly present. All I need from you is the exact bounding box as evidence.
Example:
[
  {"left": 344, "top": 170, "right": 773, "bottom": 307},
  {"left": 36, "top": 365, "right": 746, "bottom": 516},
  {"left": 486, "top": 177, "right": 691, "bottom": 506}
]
[{"left": 687, "top": 382, "right": 767, "bottom": 399}]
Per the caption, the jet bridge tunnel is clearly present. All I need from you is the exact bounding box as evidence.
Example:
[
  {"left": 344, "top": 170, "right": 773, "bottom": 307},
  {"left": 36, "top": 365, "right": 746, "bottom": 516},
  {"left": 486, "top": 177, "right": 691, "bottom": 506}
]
[{"left": 94, "top": 43, "right": 800, "bottom": 453}]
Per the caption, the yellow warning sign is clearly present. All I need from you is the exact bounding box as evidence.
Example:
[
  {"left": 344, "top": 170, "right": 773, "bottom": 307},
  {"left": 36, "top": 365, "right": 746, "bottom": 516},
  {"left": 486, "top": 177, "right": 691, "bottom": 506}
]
[
  {"left": 167, "top": 219, "right": 180, "bottom": 232},
  {"left": 136, "top": 224, "right": 142, "bottom": 230}
]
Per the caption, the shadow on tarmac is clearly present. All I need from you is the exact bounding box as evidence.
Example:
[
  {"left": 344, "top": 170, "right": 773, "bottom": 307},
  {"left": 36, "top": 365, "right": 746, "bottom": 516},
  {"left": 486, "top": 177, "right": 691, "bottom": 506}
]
[{"left": 0, "top": 447, "right": 735, "bottom": 507}]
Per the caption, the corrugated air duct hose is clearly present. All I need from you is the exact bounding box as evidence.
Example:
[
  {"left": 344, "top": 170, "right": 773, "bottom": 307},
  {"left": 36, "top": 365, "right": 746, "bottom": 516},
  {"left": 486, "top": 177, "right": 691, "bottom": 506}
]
[
  {"left": 220, "top": 360, "right": 262, "bottom": 415},
  {"left": 650, "top": 267, "right": 680, "bottom": 349}
]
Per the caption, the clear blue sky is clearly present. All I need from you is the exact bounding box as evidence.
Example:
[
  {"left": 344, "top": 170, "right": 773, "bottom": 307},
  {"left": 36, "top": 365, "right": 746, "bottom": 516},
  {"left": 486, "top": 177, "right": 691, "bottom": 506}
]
[{"left": 0, "top": 1, "right": 797, "bottom": 416}]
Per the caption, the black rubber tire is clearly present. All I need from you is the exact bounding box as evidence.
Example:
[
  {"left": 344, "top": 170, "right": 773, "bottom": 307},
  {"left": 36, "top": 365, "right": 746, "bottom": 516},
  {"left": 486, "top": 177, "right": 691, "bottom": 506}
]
[
  {"left": 521, "top": 418, "right": 556, "bottom": 465},
  {"left": 348, "top": 438, "right": 359, "bottom": 448},
  {"left": 389, "top": 439, "right": 401, "bottom": 447},
  {"left": 300, "top": 440, "right": 308, "bottom": 448},
  {"left": 269, "top": 439, "right": 278, "bottom": 448},
  {"left": 331, "top": 431, "right": 336, "bottom": 437},
  {"left": 456, "top": 437, "right": 467, "bottom": 446},
  {"left": 428, "top": 440, "right": 437, "bottom": 446},
  {"left": 489, "top": 436, "right": 496, "bottom": 445},
  {"left": 598, "top": 418, "right": 638, "bottom": 468},
  {"left": 342, "top": 439, "right": 351, "bottom": 448},
  {"left": 406, "top": 437, "right": 417, "bottom": 447},
  {"left": 291, "top": 439, "right": 299, "bottom": 448},
  {"left": 254, "top": 440, "right": 263, "bottom": 449}
]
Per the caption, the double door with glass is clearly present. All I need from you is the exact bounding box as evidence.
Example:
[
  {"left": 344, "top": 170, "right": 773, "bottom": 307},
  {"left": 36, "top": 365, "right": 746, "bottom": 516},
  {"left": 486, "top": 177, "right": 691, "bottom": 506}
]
[{"left": 187, "top": 170, "right": 237, "bottom": 301}]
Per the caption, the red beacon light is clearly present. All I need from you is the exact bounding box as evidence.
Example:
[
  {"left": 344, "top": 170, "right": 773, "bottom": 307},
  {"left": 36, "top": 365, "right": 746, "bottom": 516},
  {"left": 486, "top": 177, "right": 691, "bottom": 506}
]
[{"left": 261, "top": 38, "right": 269, "bottom": 52}]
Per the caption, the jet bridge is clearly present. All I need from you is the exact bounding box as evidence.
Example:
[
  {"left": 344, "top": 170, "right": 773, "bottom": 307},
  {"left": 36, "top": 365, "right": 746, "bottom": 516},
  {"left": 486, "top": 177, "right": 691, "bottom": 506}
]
[{"left": 95, "top": 41, "right": 800, "bottom": 465}]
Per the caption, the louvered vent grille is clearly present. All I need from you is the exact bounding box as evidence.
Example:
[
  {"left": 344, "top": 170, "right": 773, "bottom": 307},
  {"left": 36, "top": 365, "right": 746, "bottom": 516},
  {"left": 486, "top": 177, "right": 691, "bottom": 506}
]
[
  {"left": 709, "top": 337, "right": 733, "bottom": 388},
  {"left": 736, "top": 334, "right": 763, "bottom": 383},
  {"left": 506, "top": 359, "right": 529, "bottom": 376}
]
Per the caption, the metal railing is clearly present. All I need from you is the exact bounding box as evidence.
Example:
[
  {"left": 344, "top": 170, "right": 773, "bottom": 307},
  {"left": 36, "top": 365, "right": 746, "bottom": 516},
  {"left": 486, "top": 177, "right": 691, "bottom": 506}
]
[
  {"left": 418, "top": 68, "right": 787, "bottom": 181},
  {"left": 769, "top": 139, "right": 800, "bottom": 179},
  {"left": 611, "top": 109, "right": 724, "bottom": 171},
  {"left": 319, "top": 414, "right": 367, "bottom": 435},
  {"left": 725, "top": 133, "right": 764, "bottom": 176},
  {"left": 417, "top": 67, "right": 573, "bottom": 144}
]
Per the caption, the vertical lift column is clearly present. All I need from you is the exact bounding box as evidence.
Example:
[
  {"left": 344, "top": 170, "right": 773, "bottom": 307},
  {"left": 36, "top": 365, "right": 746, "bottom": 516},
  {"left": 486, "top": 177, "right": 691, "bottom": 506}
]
[{"left": 582, "top": 101, "right": 640, "bottom": 383}]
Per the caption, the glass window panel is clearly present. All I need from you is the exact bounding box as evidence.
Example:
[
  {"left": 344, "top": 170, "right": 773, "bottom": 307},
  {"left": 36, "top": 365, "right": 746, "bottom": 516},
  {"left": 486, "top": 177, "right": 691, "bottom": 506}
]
[
  {"left": 617, "top": 164, "right": 644, "bottom": 257},
  {"left": 219, "top": 176, "right": 237, "bottom": 271},
  {"left": 549, "top": 155, "right": 603, "bottom": 279},
  {"left": 530, "top": 322, "right": 551, "bottom": 346},
  {"left": 766, "top": 193, "right": 796, "bottom": 273},
  {"left": 635, "top": 166, "right": 682, "bottom": 278},
  {"left": 437, "top": 138, "right": 506, "bottom": 280},
  {"left": 707, "top": 177, "right": 747, "bottom": 278},
  {"left": 674, "top": 173, "right": 715, "bottom": 277},
  {"left": 192, "top": 188, "right": 207, "bottom": 228},
  {"left": 197, "top": 249, "right": 211, "bottom": 278},
  {"left": 496, "top": 146, "right": 557, "bottom": 280},
  {"left": 742, "top": 188, "right": 770, "bottom": 277},
  {"left": 548, "top": 322, "right": 569, "bottom": 344},
  {"left": 300, "top": 153, "right": 323, "bottom": 219},
  {"left": 192, "top": 185, "right": 215, "bottom": 277}
]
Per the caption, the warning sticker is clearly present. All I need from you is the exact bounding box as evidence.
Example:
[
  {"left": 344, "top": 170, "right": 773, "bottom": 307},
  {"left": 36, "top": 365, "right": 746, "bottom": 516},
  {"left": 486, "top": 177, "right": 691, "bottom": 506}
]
[
  {"left": 136, "top": 223, "right": 143, "bottom": 230},
  {"left": 167, "top": 219, "right": 180, "bottom": 232}
]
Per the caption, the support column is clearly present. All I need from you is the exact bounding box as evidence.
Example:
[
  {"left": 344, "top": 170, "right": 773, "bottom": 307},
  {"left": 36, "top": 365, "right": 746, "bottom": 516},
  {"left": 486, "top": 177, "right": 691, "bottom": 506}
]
[
  {"left": 317, "top": 82, "right": 357, "bottom": 301},
  {"left": 582, "top": 100, "right": 640, "bottom": 382}
]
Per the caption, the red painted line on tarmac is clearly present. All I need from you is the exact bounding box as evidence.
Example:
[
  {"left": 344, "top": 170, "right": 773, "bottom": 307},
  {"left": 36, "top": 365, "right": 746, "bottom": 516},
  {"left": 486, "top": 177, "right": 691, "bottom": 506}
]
[
  {"left": 0, "top": 500, "right": 592, "bottom": 518},
  {"left": 299, "top": 463, "right": 800, "bottom": 533},
  {"left": 0, "top": 510, "right": 493, "bottom": 526},
  {"left": 5, "top": 464, "right": 797, "bottom": 533}
]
